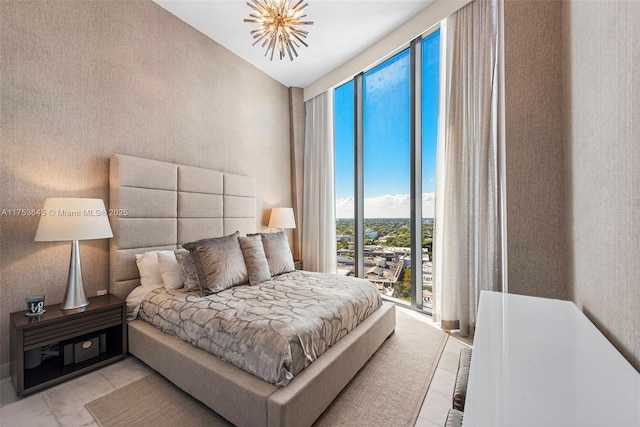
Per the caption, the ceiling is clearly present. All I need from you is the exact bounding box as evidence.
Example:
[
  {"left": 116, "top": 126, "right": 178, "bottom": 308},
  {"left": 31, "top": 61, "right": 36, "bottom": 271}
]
[{"left": 153, "top": 0, "right": 434, "bottom": 88}]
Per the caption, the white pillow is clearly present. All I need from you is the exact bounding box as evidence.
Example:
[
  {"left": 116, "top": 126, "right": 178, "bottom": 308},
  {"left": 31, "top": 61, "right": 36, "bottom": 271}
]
[
  {"left": 157, "top": 251, "right": 183, "bottom": 290},
  {"left": 135, "top": 251, "right": 162, "bottom": 287}
]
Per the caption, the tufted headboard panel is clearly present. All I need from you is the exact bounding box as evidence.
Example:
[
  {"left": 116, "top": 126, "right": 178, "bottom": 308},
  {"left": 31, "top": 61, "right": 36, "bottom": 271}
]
[{"left": 109, "top": 154, "right": 256, "bottom": 299}]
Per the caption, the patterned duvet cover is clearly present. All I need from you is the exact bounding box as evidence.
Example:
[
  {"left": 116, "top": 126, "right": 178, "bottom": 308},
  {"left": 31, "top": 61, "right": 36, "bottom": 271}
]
[{"left": 137, "top": 271, "right": 382, "bottom": 387}]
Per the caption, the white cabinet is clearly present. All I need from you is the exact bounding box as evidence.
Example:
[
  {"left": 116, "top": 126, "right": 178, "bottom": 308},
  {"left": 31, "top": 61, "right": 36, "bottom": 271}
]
[{"left": 464, "top": 291, "right": 640, "bottom": 426}]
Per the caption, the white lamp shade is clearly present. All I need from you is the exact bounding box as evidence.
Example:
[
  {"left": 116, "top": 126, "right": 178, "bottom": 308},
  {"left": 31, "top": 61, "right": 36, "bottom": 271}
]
[
  {"left": 34, "top": 198, "right": 113, "bottom": 242},
  {"left": 268, "top": 207, "right": 296, "bottom": 229}
]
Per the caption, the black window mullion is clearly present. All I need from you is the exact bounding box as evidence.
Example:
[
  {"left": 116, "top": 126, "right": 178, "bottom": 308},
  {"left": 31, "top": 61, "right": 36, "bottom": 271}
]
[{"left": 410, "top": 39, "right": 423, "bottom": 310}]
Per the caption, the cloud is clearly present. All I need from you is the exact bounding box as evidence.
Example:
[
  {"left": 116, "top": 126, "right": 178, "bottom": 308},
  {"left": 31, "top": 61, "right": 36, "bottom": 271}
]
[{"left": 336, "top": 193, "right": 435, "bottom": 219}]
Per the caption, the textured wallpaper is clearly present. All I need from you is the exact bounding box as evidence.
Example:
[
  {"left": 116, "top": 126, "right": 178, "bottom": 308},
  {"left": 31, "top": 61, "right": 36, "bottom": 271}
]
[
  {"left": 504, "top": 0, "right": 639, "bottom": 371},
  {"left": 564, "top": 0, "right": 640, "bottom": 371},
  {"left": 0, "top": 1, "right": 299, "bottom": 367},
  {"left": 504, "top": 0, "right": 567, "bottom": 300}
]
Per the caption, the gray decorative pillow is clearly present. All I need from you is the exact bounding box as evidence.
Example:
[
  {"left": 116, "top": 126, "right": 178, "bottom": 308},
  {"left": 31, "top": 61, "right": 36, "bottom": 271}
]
[
  {"left": 174, "top": 249, "right": 200, "bottom": 292},
  {"left": 259, "top": 231, "right": 295, "bottom": 276},
  {"left": 182, "top": 232, "right": 248, "bottom": 294},
  {"left": 239, "top": 235, "right": 272, "bottom": 285}
]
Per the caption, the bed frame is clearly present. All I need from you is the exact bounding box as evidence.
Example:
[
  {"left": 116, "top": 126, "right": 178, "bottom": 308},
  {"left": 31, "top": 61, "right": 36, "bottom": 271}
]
[{"left": 108, "top": 154, "right": 396, "bottom": 427}]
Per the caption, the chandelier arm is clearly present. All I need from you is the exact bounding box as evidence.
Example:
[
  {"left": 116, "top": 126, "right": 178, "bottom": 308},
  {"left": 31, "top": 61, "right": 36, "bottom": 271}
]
[
  {"left": 268, "top": 37, "right": 276, "bottom": 61},
  {"left": 251, "top": 0, "right": 269, "bottom": 10},
  {"left": 285, "top": 37, "right": 300, "bottom": 59},
  {"left": 261, "top": 35, "right": 272, "bottom": 48},
  {"left": 279, "top": 36, "right": 286, "bottom": 60},
  {"left": 289, "top": 37, "right": 300, "bottom": 48},
  {"left": 291, "top": 0, "right": 305, "bottom": 11},
  {"left": 249, "top": 0, "right": 268, "bottom": 13},
  {"left": 290, "top": 32, "right": 309, "bottom": 48},
  {"left": 252, "top": 33, "right": 270, "bottom": 46},
  {"left": 246, "top": 1, "right": 262, "bottom": 13},
  {"left": 284, "top": 39, "right": 294, "bottom": 61}
]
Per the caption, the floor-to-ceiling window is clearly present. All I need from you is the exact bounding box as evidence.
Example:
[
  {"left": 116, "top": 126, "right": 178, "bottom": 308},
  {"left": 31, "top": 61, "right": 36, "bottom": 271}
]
[
  {"left": 334, "top": 81, "right": 355, "bottom": 275},
  {"left": 421, "top": 30, "right": 440, "bottom": 310},
  {"left": 363, "top": 49, "right": 411, "bottom": 302},
  {"left": 334, "top": 29, "right": 440, "bottom": 313}
]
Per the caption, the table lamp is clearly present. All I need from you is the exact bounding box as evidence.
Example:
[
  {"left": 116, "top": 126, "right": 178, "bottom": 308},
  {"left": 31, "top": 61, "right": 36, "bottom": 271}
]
[
  {"left": 34, "top": 198, "right": 113, "bottom": 310},
  {"left": 268, "top": 207, "right": 296, "bottom": 231}
]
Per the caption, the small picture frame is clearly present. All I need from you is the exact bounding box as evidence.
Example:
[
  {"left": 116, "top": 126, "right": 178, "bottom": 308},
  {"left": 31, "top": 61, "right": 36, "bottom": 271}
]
[{"left": 26, "top": 295, "right": 46, "bottom": 316}]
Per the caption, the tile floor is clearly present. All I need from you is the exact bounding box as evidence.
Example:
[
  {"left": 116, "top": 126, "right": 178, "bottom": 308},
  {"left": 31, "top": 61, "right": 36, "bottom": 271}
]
[{"left": 0, "top": 307, "right": 471, "bottom": 427}]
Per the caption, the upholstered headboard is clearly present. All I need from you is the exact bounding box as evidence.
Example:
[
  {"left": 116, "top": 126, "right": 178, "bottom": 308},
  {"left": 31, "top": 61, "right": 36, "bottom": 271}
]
[{"left": 109, "top": 154, "right": 256, "bottom": 299}]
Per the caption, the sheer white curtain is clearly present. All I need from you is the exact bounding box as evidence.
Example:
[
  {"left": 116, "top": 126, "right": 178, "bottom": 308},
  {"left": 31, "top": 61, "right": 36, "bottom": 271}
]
[
  {"left": 301, "top": 91, "right": 337, "bottom": 273},
  {"left": 434, "top": 0, "right": 504, "bottom": 336}
]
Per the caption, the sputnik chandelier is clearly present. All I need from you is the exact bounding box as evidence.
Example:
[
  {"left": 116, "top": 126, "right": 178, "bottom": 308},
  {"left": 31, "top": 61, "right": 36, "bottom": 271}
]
[{"left": 244, "top": 0, "right": 313, "bottom": 61}]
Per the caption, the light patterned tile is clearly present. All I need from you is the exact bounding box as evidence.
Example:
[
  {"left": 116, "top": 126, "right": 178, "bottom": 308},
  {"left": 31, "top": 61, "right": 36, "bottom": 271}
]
[
  {"left": 418, "top": 389, "right": 451, "bottom": 426},
  {"left": 44, "top": 371, "right": 114, "bottom": 427},
  {"left": 0, "top": 391, "right": 59, "bottom": 427},
  {"left": 429, "top": 368, "right": 457, "bottom": 396},
  {"left": 414, "top": 416, "right": 442, "bottom": 427},
  {"left": 447, "top": 330, "right": 474, "bottom": 347},
  {"left": 443, "top": 336, "right": 471, "bottom": 355},
  {"left": 98, "top": 356, "right": 153, "bottom": 389},
  {"left": 436, "top": 349, "right": 461, "bottom": 373}
]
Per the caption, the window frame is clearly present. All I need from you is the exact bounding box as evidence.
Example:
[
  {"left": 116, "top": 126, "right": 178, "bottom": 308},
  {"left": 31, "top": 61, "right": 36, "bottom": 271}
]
[{"left": 335, "top": 24, "right": 441, "bottom": 314}]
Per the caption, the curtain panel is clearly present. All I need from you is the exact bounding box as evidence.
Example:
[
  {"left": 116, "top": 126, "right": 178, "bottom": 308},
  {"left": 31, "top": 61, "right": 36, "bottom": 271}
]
[
  {"left": 434, "top": 0, "right": 504, "bottom": 336},
  {"left": 301, "top": 91, "right": 337, "bottom": 273}
]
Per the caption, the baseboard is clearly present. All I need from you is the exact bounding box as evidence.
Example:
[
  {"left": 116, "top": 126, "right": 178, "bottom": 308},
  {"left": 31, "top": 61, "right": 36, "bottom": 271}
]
[{"left": 0, "top": 362, "right": 9, "bottom": 379}]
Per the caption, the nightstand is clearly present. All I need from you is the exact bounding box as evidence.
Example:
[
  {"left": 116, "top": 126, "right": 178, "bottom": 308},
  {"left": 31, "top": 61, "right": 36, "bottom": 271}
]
[
  {"left": 10, "top": 294, "right": 127, "bottom": 396},
  {"left": 294, "top": 259, "right": 303, "bottom": 270}
]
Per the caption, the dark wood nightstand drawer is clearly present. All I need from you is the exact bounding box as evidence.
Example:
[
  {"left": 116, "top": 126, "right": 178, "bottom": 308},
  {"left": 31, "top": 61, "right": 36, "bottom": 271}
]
[{"left": 23, "top": 308, "right": 122, "bottom": 350}]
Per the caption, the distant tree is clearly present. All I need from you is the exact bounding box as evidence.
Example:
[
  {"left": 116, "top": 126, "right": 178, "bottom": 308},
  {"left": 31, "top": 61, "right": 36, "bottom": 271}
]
[
  {"left": 393, "top": 281, "right": 411, "bottom": 300},
  {"left": 337, "top": 241, "right": 350, "bottom": 251},
  {"left": 395, "top": 233, "right": 410, "bottom": 247},
  {"left": 392, "top": 268, "right": 411, "bottom": 301},
  {"left": 403, "top": 268, "right": 411, "bottom": 283}
]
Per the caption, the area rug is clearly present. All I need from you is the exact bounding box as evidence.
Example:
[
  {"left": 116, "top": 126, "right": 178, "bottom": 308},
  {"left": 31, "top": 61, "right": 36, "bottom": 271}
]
[{"left": 86, "top": 309, "right": 448, "bottom": 427}]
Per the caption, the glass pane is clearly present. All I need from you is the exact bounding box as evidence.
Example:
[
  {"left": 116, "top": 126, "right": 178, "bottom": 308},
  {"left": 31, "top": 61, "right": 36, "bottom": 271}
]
[
  {"left": 421, "top": 30, "right": 440, "bottom": 310},
  {"left": 334, "top": 81, "right": 355, "bottom": 276},
  {"left": 363, "top": 50, "right": 411, "bottom": 303}
]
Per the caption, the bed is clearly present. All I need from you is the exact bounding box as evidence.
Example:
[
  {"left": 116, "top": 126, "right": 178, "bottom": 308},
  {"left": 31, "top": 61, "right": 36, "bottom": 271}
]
[{"left": 108, "top": 154, "right": 396, "bottom": 427}]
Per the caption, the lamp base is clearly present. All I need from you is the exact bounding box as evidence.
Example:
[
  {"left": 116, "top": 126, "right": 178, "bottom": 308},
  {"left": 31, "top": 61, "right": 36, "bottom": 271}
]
[{"left": 61, "top": 240, "right": 89, "bottom": 311}]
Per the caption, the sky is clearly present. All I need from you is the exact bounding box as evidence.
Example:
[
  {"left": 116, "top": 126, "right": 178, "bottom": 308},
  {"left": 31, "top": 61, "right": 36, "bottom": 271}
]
[{"left": 334, "top": 31, "right": 440, "bottom": 219}]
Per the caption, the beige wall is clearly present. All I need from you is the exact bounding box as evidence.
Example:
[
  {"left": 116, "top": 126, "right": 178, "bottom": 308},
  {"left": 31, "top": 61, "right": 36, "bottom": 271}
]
[
  {"left": 504, "top": 0, "right": 639, "bottom": 371},
  {"left": 504, "top": 0, "right": 567, "bottom": 300},
  {"left": 563, "top": 0, "right": 640, "bottom": 370},
  {"left": 0, "top": 1, "right": 297, "bottom": 368}
]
